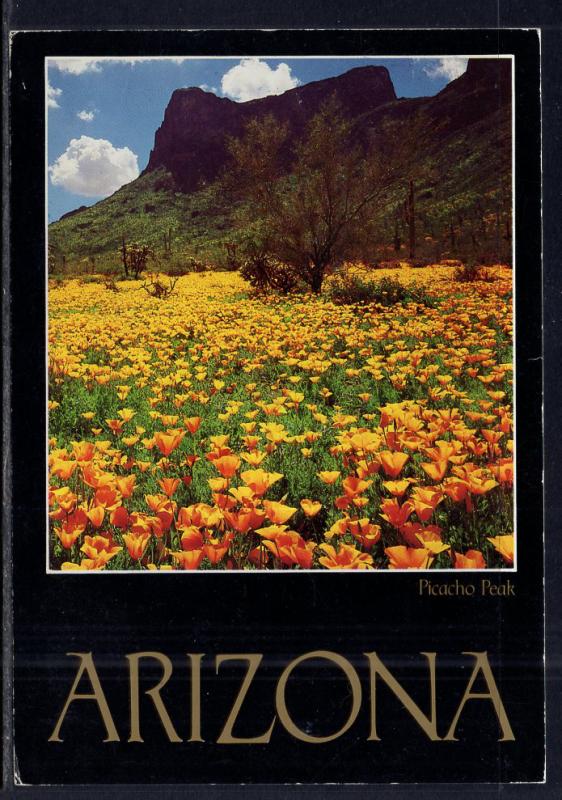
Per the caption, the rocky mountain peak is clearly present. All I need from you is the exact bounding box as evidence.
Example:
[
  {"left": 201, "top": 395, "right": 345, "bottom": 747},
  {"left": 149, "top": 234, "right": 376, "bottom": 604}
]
[{"left": 145, "top": 66, "right": 397, "bottom": 192}]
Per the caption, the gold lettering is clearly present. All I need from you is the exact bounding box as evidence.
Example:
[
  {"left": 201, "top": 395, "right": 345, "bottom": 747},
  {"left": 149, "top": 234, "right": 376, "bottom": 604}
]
[
  {"left": 188, "top": 653, "right": 204, "bottom": 742},
  {"left": 276, "top": 650, "right": 361, "bottom": 743},
  {"left": 216, "top": 654, "right": 275, "bottom": 744},
  {"left": 48, "top": 652, "right": 119, "bottom": 742},
  {"left": 127, "top": 652, "right": 182, "bottom": 743},
  {"left": 444, "top": 652, "right": 515, "bottom": 741},
  {"left": 365, "top": 651, "right": 440, "bottom": 741}
]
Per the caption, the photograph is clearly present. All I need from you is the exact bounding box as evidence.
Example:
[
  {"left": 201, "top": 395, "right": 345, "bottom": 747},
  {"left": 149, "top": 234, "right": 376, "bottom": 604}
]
[{"left": 47, "top": 54, "right": 515, "bottom": 572}]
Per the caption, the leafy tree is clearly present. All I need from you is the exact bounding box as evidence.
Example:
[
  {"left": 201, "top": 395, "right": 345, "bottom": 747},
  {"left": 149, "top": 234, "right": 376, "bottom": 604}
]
[{"left": 227, "top": 97, "right": 422, "bottom": 293}]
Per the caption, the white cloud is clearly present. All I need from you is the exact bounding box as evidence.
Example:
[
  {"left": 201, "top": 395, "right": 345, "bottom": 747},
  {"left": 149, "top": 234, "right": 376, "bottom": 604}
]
[
  {"left": 49, "top": 136, "right": 139, "bottom": 197},
  {"left": 221, "top": 58, "right": 299, "bottom": 102},
  {"left": 47, "top": 81, "right": 62, "bottom": 108},
  {"left": 423, "top": 57, "right": 468, "bottom": 82},
  {"left": 77, "top": 109, "right": 95, "bottom": 121},
  {"left": 199, "top": 83, "right": 218, "bottom": 94},
  {"left": 49, "top": 58, "right": 103, "bottom": 75},
  {"left": 48, "top": 56, "right": 190, "bottom": 74}
]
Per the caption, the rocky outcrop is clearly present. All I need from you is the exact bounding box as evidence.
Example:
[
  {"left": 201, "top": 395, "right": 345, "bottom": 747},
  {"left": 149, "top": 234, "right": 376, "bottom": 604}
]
[
  {"left": 144, "top": 59, "right": 511, "bottom": 193},
  {"left": 144, "top": 65, "right": 397, "bottom": 191}
]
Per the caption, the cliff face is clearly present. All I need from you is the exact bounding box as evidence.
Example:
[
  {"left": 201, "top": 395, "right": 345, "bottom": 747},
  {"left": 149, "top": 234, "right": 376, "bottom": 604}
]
[{"left": 145, "top": 65, "right": 398, "bottom": 191}]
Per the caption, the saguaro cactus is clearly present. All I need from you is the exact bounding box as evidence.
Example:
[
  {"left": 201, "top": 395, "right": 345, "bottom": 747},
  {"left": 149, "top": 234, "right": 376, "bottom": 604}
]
[{"left": 404, "top": 180, "right": 416, "bottom": 259}]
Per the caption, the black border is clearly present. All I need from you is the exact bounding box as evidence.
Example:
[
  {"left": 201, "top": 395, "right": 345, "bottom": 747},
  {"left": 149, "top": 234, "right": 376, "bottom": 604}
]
[{"left": 3, "top": 8, "right": 557, "bottom": 798}]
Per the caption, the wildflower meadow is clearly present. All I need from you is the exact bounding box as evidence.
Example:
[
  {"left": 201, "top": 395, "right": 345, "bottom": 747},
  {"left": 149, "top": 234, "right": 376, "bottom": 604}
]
[{"left": 48, "top": 263, "right": 514, "bottom": 571}]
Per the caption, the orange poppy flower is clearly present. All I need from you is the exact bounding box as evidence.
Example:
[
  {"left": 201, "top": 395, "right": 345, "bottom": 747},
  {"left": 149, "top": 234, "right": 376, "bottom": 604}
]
[
  {"left": 55, "top": 526, "right": 82, "bottom": 550},
  {"left": 241, "top": 450, "right": 267, "bottom": 466},
  {"left": 154, "top": 430, "right": 185, "bottom": 457},
  {"left": 385, "top": 545, "right": 433, "bottom": 570},
  {"left": 241, "top": 469, "right": 283, "bottom": 496},
  {"left": 300, "top": 499, "right": 322, "bottom": 518},
  {"left": 317, "top": 470, "right": 341, "bottom": 485},
  {"left": 465, "top": 472, "right": 498, "bottom": 496},
  {"left": 202, "top": 533, "right": 233, "bottom": 565},
  {"left": 379, "top": 450, "right": 409, "bottom": 479},
  {"left": 318, "top": 543, "right": 374, "bottom": 570},
  {"left": 268, "top": 540, "right": 316, "bottom": 569},
  {"left": 80, "top": 535, "right": 122, "bottom": 566},
  {"left": 72, "top": 441, "right": 96, "bottom": 462},
  {"left": 222, "top": 508, "right": 263, "bottom": 534},
  {"left": 63, "top": 508, "right": 89, "bottom": 536},
  {"left": 184, "top": 416, "right": 202, "bottom": 434},
  {"left": 410, "top": 486, "right": 444, "bottom": 523},
  {"left": 421, "top": 459, "right": 448, "bottom": 482},
  {"left": 342, "top": 475, "right": 372, "bottom": 498},
  {"left": 86, "top": 506, "right": 105, "bottom": 529},
  {"left": 122, "top": 531, "right": 151, "bottom": 561},
  {"left": 180, "top": 526, "right": 205, "bottom": 551},
  {"left": 109, "top": 505, "right": 130, "bottom": 529},
  {"left": 414, "top": 530, "right": 449, "bottom": 555},
  {"left": 115, "top": 475, "right": 136, "bottom": 498},
  {"left": 50, "top": 486, "right": 78, "bottom": 513},
  {"left": 177, "top": 503, "right": 222, "bottom": 530},
  {"left": 382, "top": 479, "right": 411, "bottom": 497},
  {"left": 263, "top": 500, "right": 297, "bottom": 525},
  {"left": 170, "top": 549, "right": 204, "bottom": 570},
  {"left": 61, "top": 558, "right": 104, "bottom": 571},
  {"left": 380, "top": 498, "right": 414, "bottom": 529},
  {"left": 213, "top": 455, "right": 241, "bottom": 478},
  {"left": 155, "top": 507, "right": 175, "bottom": 533},
  {"left": 487, "top": 535, "right": 514, "bottom": 565},
  {"left": 347, "top": 519, "right": 381, "bottom": 549},
  {"left": 50, "top": 458, "right": 77, "bottom": 481},
  {"left": 158, "top": 477, "right": 180, "bottom": 497},
  {"left": 454, "top": 549, "right": 486, "bottom": 569},
  {"left": 93, "top": 486, "right": 121, "bottom": 511},
  {"left": 144, "top": 494, "right": 170, "bottom": 513}
]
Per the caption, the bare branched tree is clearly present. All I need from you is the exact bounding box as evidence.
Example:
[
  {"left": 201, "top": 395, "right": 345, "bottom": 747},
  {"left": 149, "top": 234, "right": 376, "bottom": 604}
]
[{"left": 227, "top": 97, "right": 425, "bottom": 293}]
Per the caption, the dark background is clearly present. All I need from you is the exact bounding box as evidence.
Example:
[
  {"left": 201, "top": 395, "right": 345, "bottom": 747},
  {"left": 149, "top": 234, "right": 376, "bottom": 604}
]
[{"left": 4, "top": 14, "right": 554, "bottom": 798}]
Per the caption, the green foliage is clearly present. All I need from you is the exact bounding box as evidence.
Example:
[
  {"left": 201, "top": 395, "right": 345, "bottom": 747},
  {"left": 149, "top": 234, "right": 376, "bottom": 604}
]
[
  {"left": 48, "top": 170, "right": 240, "bottom": 275},
  {"left": 328, "top": 274, "right": 436, "bottom": 307}
]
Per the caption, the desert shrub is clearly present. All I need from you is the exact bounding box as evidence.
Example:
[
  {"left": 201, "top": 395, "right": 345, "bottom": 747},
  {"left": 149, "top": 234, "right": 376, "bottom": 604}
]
[
  {"left": 223, "top": 243, "right": 240, "bottom": 271},
  {"left": 119, "top": 242, "right": 152, "bottom": 279},
  {"left": 240, "top": 249, "right": 300, "bottom": 294},
  {"left": 140, "top": 274, "right": 179, "bottom": 299},
  {"left": 165, "top": 257, "right": 206, "bottom": 277},
  {"left": 48, "top": 276, "right": 64, "bottom": 289},
  {"left": 454, "top": 261, "right": 497, "bottom": 283},
  {"left": 328, "top": 275, "right": 435, "bottom": 307},
  {"left": 78, "top": 275, "right": 104, "bottom": 285},
  {"left": 187, "top": 256, "right": 206, "bottom": 273},
  {"left": 103, "top": 276, "right": 120, "bottom": 292}
]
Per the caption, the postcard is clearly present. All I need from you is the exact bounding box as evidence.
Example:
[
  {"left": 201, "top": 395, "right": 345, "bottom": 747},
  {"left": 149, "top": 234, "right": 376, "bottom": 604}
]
[{"left": 6, "top": 29, "right": 544, "bottom": 788}]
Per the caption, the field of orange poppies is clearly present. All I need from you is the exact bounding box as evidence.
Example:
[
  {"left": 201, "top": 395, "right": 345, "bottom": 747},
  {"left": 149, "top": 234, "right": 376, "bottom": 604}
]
[{"left": 48, "top": 264, "right": 514, "bottom": 571}]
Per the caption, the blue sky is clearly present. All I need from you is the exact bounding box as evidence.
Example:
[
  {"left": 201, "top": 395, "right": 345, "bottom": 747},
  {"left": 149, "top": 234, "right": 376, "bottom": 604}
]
[{"left": 47, "top": 56, "right": 469, "bottom": 221}]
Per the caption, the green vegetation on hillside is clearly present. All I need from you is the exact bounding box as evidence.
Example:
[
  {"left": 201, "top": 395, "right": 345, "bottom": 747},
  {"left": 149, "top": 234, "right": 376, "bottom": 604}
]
[{"left": 48, "top": 105, "right": 512, "bottom": 276}]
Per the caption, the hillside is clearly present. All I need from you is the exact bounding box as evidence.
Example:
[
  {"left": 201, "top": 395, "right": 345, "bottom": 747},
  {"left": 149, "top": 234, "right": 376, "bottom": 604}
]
[{"left": 48, "top": 59, "right": 512, "bottom": 274}]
